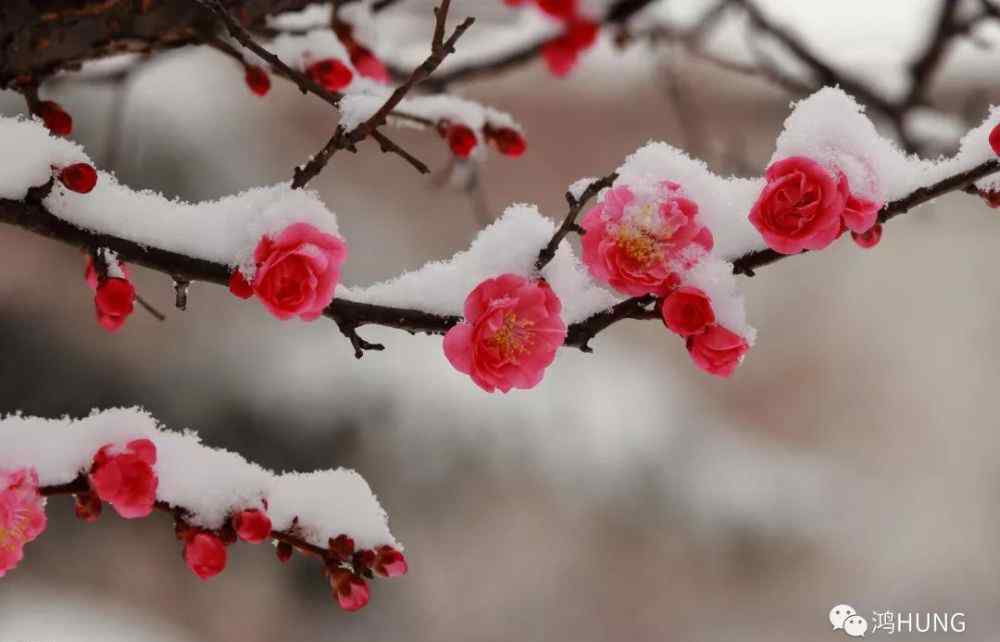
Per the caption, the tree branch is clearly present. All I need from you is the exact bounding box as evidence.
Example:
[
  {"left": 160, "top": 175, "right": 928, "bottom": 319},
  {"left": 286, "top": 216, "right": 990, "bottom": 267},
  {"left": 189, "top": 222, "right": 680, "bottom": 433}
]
[
  {"left": 291, "top": 0, "right": 475, "bottom": 188},
  {"left": 535, "top": 173, "right": 617, "bottom": 272},
  {"left": 731, "top": 158, "right": 1000, "bottom": 276},
  {"left": 40, "top": 475, "right": 365, "bottom": 572},
  {"left": 4, "top": 159, "right": 997, "bottom": 354}
]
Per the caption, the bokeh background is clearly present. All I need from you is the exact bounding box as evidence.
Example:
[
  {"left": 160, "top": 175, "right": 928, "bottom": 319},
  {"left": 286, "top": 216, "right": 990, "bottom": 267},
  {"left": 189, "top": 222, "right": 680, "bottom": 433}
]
[{"left": 2, "top": 0, "right": 1000, "bottom": 640}]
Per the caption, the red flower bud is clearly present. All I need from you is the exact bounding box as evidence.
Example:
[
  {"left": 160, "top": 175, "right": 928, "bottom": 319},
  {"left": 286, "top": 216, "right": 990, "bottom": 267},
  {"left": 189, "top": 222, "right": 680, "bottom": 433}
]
[
  {"left": 851, "top": 224, "right": 883, "bottom": 249},
  {"left": 228, "top": 269, "right": 254, "bottom": 299},
  {"left": 38, "top": 101, "right": 72, "bottom": 136},
  {"left": 94, "top": 277, "right": 135, "bottom": 333},
  {"left": 566, "top": 16, "right": 599, "bottom": 49},
  {"left": 976, "top": 189, "right": 1000, "bottom": 208},
  {"left": 445, "top": 124, "right": 478, "bottom": 158},
  {"left": 349, "top": 47, "right": 390, "bottom": 84},
  {"left": 990, "top": 122, "right": 1000, "bottom": 157},
  {"left": 307, "top": 59, "right": 354, "bottom": 92},
  {"left": 233, "top": 508, "right": 272, "bottom": 543},
  {"left": 330, "top": 568, "right": 369, "bottom": 611},
  {"left": 661, "top": 287, "right": 715, "bottom": 338},
  {"left": 372, "top": 545, "right": 408, "bottom": 578},
  {"left": 59, "top": 163, "right": 98, "bottom": 194},
  {"left": 184, "top": 531, "right": 228, "bottom": 580},
  {"left": 329, "top": 534, "right": 355, "bottom": 561},
  {"left": 490, "top": 128, "right": 527, "bottom": 157},
  {"left": 244, "top": 65, "right": 271, "bottom": 96}
]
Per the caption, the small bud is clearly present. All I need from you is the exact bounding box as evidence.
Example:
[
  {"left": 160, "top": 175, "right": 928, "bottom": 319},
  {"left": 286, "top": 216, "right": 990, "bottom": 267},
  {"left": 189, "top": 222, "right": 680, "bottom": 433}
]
[
  {"left": 490, "top": 127, "right": 526, "bottom": 157},
  {"left": 976, "top": 189, "right": 1000, "bottom": 208},
  {"left": 233, "top": 508, "right": 272, "bottom": 543},
  {"left": 306, "top": 59, "right": 354, "bottom": 92},
  {"left": 184, "top": 531, "right": 228, "bottom": 580},
  {"left": 445, "top": 124, "right": 478, "bottom": 158},
  {"left": 329, "top": 534, "right": 355, "bottom": 561},
  {"left": 228, "top": 270, "right": 254, "bottom": 299},
  {"left": 244, "top": 65, "right": 271, "bottom": 96},
  {"left": 329, "top": 567, "right": 370, "bottom": 612},
  {"left": 59, "top": 163, "right": 98, "bottom": 193},
  {"left": 38, "top": 101, "right": 72, "bottom": 136},
  {"left": 349, "top": 47, "right": 390, "bottom": 84},
  {"left": 851, "top": 224, "right": 883, "bottom": 249},
  {"left": 373, "top": 545, "right": 408, "bottom": 578},
  {"left": 990, "top": 122, "right": 1000, "bottom": 157}
]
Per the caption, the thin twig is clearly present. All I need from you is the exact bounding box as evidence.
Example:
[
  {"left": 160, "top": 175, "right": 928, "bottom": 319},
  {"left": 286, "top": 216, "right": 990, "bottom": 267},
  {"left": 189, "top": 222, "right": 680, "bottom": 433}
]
[
  {"left": 535, "top": 173, "right": 618, "bottom": 272},
  {"left": 196, "top": 0, "right": 430, "bottom": 176},
  {"left": 291, "top": 0, "right": 475, "bottom": 188}
]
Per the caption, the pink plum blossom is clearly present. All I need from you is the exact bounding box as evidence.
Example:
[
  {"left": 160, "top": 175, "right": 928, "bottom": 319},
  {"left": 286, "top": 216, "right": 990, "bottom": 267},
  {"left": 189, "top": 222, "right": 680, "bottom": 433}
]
[
  {"left": 251, "top": 223, "right": 348, "bottom": 321},
  {"left": 581, "top": 183, "right": 713, "bottom": 297},
  {"left": 0, "top": 468, "right": 47, "bottom": 577},
  {"left": 443, "top": 274, "right": 567, "bottom": 393}
]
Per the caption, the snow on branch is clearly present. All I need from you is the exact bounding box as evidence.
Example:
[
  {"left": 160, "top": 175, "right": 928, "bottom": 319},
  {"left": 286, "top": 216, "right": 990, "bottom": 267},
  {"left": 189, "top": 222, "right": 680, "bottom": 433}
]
[
  {"left": 2, "top": 88, "right": 1000, "bottom": 390},
  {"left": 1, "top": 408, "right": 404, "bottom": 611}
]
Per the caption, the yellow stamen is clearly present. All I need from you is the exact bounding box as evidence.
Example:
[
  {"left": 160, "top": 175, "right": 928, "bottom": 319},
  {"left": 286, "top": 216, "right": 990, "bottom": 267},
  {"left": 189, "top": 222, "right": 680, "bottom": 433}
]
[
  {"left": 490, "top": 313, "right": 533, "bottom": 360},
  {"left": 0, "top": 507, "right": 31, "bottom": 552}
]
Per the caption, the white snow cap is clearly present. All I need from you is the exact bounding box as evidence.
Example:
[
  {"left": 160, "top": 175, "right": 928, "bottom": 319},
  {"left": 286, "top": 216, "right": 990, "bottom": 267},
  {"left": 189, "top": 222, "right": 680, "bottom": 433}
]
[
  {"left": 0, "top": 408, "right": 398, "bottom": 550},
  {"left": 342, "top": 204, "right": 620, "bottom": 324},
  {"left": 0, "top": 116, "right": 342, "bottom": 271}
]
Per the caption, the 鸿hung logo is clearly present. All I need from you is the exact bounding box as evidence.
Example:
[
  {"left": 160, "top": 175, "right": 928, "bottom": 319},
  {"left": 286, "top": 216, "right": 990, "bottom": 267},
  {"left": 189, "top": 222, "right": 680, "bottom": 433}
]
[{"left": 829, "top": 604, "right": 966, "bottom": 637}]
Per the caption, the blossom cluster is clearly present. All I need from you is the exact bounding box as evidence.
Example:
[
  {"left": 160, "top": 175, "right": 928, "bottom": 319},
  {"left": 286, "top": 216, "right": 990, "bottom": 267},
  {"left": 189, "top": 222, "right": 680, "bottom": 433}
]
[
  {"left": 749, "top": 156, "right": 884, "bottom": 253},
  {"left": 580, "top": 181, "right": 750, "bottom": 378},
  {"left": 0, "top": 436, "right": 406, "bottom": 611}
]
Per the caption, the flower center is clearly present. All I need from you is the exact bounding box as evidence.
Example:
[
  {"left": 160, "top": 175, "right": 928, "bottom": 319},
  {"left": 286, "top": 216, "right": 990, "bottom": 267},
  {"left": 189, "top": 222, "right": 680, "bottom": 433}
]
[
  {"left": 490, "top": 313, "right": 533, "bottom": 360},
  {"left": 615, "top": 224, "right": 663, "bottom": 265},
  {"left": 0, "top": 507, "right": 30, "bottom": 552}
]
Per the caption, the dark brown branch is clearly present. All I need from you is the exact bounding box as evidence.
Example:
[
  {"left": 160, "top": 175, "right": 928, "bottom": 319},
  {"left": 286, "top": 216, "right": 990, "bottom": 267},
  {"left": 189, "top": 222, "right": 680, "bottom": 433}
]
[
  {"left": 290, "top": 0, "right": 474, "bottom": 188},
  {"left": 0, "top": 0, "right": 332, "bottom": 88},
  {"left": 2, "top": 159, "right": 998, "bottom": 355},
  {"left": 535, "top": 173, "right": 617, "bottom": 272},
  {"left": 40, "top": 475, "right": 361, "bottom": 570}
]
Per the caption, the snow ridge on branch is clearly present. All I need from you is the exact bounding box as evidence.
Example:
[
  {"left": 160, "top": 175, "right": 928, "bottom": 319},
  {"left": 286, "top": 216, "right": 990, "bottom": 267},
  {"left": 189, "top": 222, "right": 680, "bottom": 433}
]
[
  {"left": 2, "top": 89, "right": 1000, "bottom": 375},
  {"left": 1, "top": 407, "right": 405, "bottom": 610}
]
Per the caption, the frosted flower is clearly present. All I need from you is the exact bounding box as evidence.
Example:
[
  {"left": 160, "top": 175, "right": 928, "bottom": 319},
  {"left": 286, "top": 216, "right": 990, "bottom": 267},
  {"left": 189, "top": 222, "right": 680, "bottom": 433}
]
[{"left": 581, "top": 182, "right": 713, "bottom": 297}]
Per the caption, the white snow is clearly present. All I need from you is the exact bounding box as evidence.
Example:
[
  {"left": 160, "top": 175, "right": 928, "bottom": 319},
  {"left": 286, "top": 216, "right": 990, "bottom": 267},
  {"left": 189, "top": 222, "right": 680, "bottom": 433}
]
[
  {"left": 0, "top": 116, "right": 342, "bottom": 271},
  {"left": 342, "top": 204, "right": 621, "bottom": 324},
  {"left": 0, "top": 408, "right": 398, "bottom": 549},
  {"left": 3, "top": 87, "right": 998, "bottom": 340}
]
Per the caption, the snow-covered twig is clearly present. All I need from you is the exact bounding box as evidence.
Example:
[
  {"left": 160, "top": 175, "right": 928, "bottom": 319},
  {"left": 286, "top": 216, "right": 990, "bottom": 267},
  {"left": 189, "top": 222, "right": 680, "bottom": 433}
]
[
  {"left": 291, "top": 0, "right": 475, "bottom": 188},
  {"left": 2, "top": 408, "right": 404, "bottom": 609},
  {"left": 196, "top": 0, "right": 433, "bottom": 177},
  {"left": 732, "top": 157, "right": 1000, "bottom": 276}
]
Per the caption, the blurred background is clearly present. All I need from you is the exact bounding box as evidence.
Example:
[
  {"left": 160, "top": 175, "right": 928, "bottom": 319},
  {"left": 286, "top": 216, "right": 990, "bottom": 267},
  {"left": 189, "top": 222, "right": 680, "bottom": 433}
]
[{"left": 2, "top": 0, "right": 1000, "bottom": 640}]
